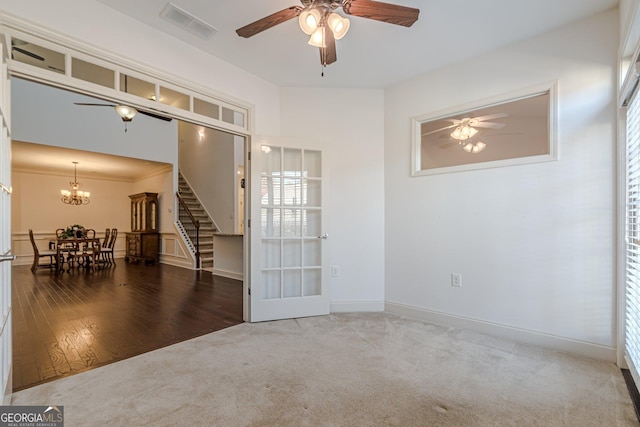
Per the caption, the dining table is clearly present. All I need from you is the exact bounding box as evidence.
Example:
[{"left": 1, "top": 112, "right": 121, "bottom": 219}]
[{"left": 54, "top": 237, "right": 102, "bottom": 271}]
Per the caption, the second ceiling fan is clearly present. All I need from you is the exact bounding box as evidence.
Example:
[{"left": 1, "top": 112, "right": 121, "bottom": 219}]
[
  {"left": 236, "top": 0, "right": 419, "bottom": 68},
  {"left": 74, "top": 102, "right": 172, "bottom": 132}
]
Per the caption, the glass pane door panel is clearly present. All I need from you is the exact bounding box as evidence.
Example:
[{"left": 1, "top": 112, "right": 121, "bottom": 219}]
[
  {"left": 303, "top": 240, "right": 321, "bottom": 266},
  {"left": 194, "top": 98, "right": 220, "bottom": 120},
  {"left": 304, "top": 180, "right": 321, "bottom": 207},
  {"left": 261, "top": 208, "right": 281, "bottom": 237},
  {"left": 283, "top": 209, "right": 301, "bottom": 237},
  {"left": 284, "top": 148, "right": 302, "bottom": 176},
  {"left": 72, "top": 58, "right": 114, "bottom": 88},
  {"left": 159, "top": 85, "right": 190, "bottom": 110},
  {"left": 305, "top": 150, "right": 322, "bottom": 178},
  {"left": 283, "top": 178, "right": 302, "bottom": 205},
  {"left": 121, "top": 74, "right": 154, "bottom": 98},
  {"left": 283, "top": 240, "right": 301, "bottom": 267},
  {"left": 261, "top": 240, "right": 281, "bottom": 268},
  {"left": 283, "top": 270, "right": 302, "bottom": 298},
  {"left": 262, "top": 271, "right": 281, "bottom": 299},
  {"left": 303, "top": 209, "right": 321, "bottom": 237},
  {"left": 303, "top": 269, "right": 322, "bottom": 296},
  {"left": 262, "top": 146, "right": 281, "bottom": 175},
  {"left": 261, "top": 177, "right": 281, "bottom": 206}
]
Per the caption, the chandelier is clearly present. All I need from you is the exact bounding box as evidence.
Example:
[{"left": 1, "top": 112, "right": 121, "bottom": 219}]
[{"left": 60, "top": 162, "right": 90, "bottom": 205}]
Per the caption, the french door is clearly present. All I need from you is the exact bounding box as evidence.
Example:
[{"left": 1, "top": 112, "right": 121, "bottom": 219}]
[
  {"left": 249, "top": 137, "right": 329, "bottom": 322},
  {"left": 0, "top": 37, "right": 12, "bottom": 403}
]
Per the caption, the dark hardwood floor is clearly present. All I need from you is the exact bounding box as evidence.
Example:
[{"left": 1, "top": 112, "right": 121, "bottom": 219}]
[{"left": 12, "top": 262, "right": 243, "bottom": 392}]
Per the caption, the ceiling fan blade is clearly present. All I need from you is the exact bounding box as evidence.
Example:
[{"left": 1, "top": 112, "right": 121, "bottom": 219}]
[
  {"left": 74, "top": 103, "right": 117, "bottom": 107},
  {"left": 236, "top": 6, "right": 302, "bottom": 38},
  {"left": 320, "top": 27, "right": 337, "bottom": 66},
  {"left": 75, "top": 103, "right": 172, "bottom": 122},
  {"left": 138, "top": 109, "right": 172, "bottom": 122},
  {"left": 343, "top": 0, "right": 419, "bottom": 27},
  {"left": 474, "top": 122, "right": 506, "bottom": 129},
  {"left": 422, "top": 123, "right": 458, "bottom": 136},
  {"left": 12, "top": 46, "right": 45, "bottom": 62},
  {"left": 472, "top": 112, "right": 508, "bottom": 122}
]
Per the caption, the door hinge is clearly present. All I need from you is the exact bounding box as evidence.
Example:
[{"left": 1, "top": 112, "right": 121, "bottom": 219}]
[
  {"left": 248, "top": 219, "right": 251, "bottom": 228},
  {"left": 248, "top": 151, "right": 251, "bottom": 161},
  {"left": 248, "top": 288, "right": 251, "bottom": 295}
]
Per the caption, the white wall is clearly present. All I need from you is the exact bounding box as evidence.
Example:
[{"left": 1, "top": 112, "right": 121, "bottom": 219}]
[
  {"left": 12, "top": 171, "right": 131, "bottom": 234},
  {"left": 12, "top": 78, "right": 177, "bottom": 164},
  {"left": 384, "top": 10, "right": 618, "bottom": 359},
  {"left": 0, "top": 0, "right": 281, "bottom": 137},
  {"left": 178, "top": 122, "right": 237, "bottom": 233},
  {"left": 279, "top": 88, "right": 385, "bottom": 311}
]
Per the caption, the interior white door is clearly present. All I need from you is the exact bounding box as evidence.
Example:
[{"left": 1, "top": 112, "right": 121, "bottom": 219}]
[
  {"left": 0, "top": 36, "right": 13, "bottom": 403},
  {"left": 250, "top": 137, "right": 329, "bottom": 322}
]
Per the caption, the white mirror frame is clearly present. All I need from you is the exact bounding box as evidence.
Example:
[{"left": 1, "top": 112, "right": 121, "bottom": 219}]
[{"left": 411, "top": 81, "right": 558, "bottom": 176}]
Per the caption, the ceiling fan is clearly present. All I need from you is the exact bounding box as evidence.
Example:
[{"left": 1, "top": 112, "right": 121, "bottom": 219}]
[
  {"left": 424, "top": 113, "right": 508, "bottom": 154},
  {"left": 236, "top": 0, "right": 420, "bottom": 69},
  {"left": 74, "top": 102, "right": 172, "bottom": 132},
  {"left": 423, "top": 113, "right": 508, "bottom": 139}
]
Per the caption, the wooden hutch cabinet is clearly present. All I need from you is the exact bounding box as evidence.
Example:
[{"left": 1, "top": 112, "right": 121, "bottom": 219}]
[{"left": 125, "top": 192, "right": 159, "bottom": 264}]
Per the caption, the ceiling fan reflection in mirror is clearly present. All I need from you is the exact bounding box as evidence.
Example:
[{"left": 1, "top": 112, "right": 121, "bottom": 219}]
[
  {"left": 423, "top": 113, "right": 508, "bottom": 154},
  {"left": 74, "top": 102, "right": 172, "bottom": 132},
  {"left": 236, "top": 0, "right": 419, "bottom": 73}
]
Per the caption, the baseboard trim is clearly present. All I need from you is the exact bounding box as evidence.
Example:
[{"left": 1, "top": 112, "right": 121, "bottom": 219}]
[
  {"left": 385, "top": 301, "right": 616, "bottom": 362},
  {"left": 330, "top": 301, "right": 385, "bottom": 313},
  {"left": 211, "top": 268, "right": 243, "bottom": 281},
  {"left": 159, "top": 256, "right": 193, "bottom": 270}
]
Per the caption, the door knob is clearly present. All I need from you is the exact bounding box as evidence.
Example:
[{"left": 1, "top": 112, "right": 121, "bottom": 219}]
[
  {"left": 318, "top": 233, "right": 328, "bottom": 240},
  {"left": 0, "top": 253, "right": 15, "bottom": 263}
]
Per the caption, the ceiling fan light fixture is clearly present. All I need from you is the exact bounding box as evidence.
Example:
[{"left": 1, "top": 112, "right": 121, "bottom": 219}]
[
  {"left": 308, "top": 27, "right": 326, "bottom": 48},
  {"left": 114, "top": 105, "right": 137, "bottom": 122},
  {"left": 327, "top": 13, "right": 350, "bottom": 39},
  {"left": 463, "top": 141, "right": 486, "bottom": 154},
  {"left": 450, "top": 124, "right": 478, "bottom": 141},
  {"left": 299, "top": 8, "right": 322, "bottom": 35}
]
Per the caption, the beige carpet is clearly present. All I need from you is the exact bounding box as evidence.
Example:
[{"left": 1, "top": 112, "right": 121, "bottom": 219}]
[{"left": 11, "top": 312, "right": 638, "bottom": 426}]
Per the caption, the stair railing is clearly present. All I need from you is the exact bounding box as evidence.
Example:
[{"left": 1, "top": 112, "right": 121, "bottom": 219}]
[{"left": 176, "top": 190, "right": 201, "bottom": 269}]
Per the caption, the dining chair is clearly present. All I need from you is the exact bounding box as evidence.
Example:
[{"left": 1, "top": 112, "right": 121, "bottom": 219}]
[
  {"left": 81, "top": 230, "right": 101, "bottom": 269},
  {"left": 102, "top": 228, "right": 117, "bottom": 265},
  {"left": 29, "top": 229, "right": 57, "bottom": 273},
  {"left": 103, "top": 228, "right": 110, "bottom": 248}
]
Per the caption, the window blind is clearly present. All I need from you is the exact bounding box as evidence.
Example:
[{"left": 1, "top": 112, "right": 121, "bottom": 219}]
[{"left": 626, "top": 82, "right": 640, "bottom": 379}]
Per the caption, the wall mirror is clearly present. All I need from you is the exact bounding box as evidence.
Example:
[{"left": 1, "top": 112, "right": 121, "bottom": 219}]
[{"left": 411, "top": 82, "right": 557, "bottom": 176}]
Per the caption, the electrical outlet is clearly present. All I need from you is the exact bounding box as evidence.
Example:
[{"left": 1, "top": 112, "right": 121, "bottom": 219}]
[
  {"left": 451, "top": 273, "right": 462, "bottom": 288},
  {"left": 331, "top": 265, "right": 341, "bottom": 277}
]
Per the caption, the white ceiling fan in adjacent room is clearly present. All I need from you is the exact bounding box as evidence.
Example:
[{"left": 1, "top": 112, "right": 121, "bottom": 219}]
[{"left": 74, "top": 102, "right": 172, "bottom": 132}]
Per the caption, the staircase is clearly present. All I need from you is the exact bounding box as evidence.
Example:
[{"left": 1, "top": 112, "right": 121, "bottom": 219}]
[{"left": 177, "top": 173, "right": 216, "bottom": 270}]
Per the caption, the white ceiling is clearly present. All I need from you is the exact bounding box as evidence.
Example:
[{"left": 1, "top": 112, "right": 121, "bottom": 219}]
[{"left": 96, "top": 0, "right": 618, "bottom": 88}]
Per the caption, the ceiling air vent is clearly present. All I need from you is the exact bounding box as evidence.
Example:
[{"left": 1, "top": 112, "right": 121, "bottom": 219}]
[{"left": 160, "top": 2, "right": 217, "bottom": 40}]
